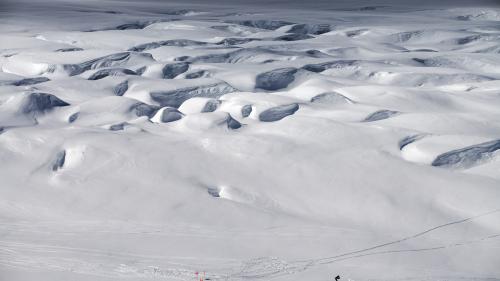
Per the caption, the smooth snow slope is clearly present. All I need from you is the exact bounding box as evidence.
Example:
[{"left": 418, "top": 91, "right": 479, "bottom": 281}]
[{"left": 1, "top": 1, "right": 500, "bottom": 281}]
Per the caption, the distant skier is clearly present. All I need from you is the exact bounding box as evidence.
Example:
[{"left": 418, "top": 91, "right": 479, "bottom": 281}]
[{"left": 335, "top": 275, "right": 341, "bottom": 281}]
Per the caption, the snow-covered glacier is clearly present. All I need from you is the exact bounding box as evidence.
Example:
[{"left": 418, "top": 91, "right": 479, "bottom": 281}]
[{"left": 1, "top": 0, "right": 500, "bottom": 280}]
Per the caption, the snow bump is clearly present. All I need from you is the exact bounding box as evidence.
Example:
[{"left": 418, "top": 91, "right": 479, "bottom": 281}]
[
  {"left": 259, "top": 103, "right": 299, "bottom": 122},
  {"left": 255, "top": 68, "right": 299, "bottom": 91},
  {"left": 432, "top": 139, "right": 500, "bottom": 169}
]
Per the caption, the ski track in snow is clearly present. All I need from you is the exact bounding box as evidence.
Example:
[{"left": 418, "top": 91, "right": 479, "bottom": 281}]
[
  {"left": 1, "top": 209, "right": 499, "bottom": 280},
  {"left": 1, "top": 0, "right": 500, "bottom": 280}
]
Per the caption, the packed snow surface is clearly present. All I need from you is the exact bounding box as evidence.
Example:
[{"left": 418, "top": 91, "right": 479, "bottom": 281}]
[{"left": 1, "top": 0, "right": 500, "bottom": 280}]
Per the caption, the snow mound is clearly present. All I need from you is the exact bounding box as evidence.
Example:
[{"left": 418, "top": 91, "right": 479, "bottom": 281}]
[
  {"left": 2, "top": 2, "right": 500, "bottom": 281},
  {"left": 151, "top": 107, "right": 184, "bottom": 123},
  {"left": 432, "top": 139, "right": 500, "bottom": 169},
  {"left": 259, "top": 103, "right": 299, "bottom": 122}
]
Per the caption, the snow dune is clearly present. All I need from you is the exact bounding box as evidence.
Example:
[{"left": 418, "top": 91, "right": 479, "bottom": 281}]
[{"left": 1, "top": 0, "right": 500, "bottom": 281}]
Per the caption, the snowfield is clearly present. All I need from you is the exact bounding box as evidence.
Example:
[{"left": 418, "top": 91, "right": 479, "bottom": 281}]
[{"left": 1, "top": 0, "right": 500, "bottom": 280}]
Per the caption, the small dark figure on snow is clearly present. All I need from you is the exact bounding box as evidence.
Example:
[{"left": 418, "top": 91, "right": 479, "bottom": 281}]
[{"left": 335, "top": 275, "right": 341, "bottom": 281}]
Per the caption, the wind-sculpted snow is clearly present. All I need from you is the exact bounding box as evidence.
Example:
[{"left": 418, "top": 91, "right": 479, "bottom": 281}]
[
  {"left": 115, "top": 20, "right": 160, "bottom": 30},
  {"left": 52, "top": 150, "right": 66, "bottom": 171},
  {"left": 185, "top": 70, "right": 209, "bottom": 79},
  {"left": 88, "top": 68, "right": 137, "bottom": 80},
  {"left": 162, "top": 62, "right": 190, "bottom": 79},
  {"left": 216, "top": 38, "right": 261, "bottom": 46},
  {"left": 158, "top": 9, "right": 201, "bottom": 16},
  {"left": 55, "top": 47, "right": 84, "bottom": 52},
  {"left": 241, "top": 104, "right": 253, "bottom": 117},
  {"left": 151, "top": 107, "right": 184, "bottom": 123},
  {"left": 188, "top": 48, "right": 321, "bottom": 64},
  {"left": 363, "top": 110, "right": 400, "bottom": 122},
  {"left": 392, "top": 30, "right": 424, "bottom": 43},
  {"left": 259, "top": 103, "right": 299, "bottom": 122},
  {"left": 186, "top": 49, "right": 252, "bottom": 64},
  {"left": 310, "top": 92, "right": 353, "bottom": 104},
  {"left": 68, "top": 52, "right": 132, "bottom": 75},
  {"left": 2, "top": 2, "right": 500, "bottom": 281},
  {"left": 113, "top": 80, "right": 129, "bottom": 96},
  {"left": 12, "top": 77, "right": 50, "bottom": 86},
  {"left": 128, "top": 39, "right": 208, "bottom": 52},
  {"left": 201, "top": 99, "right": 220, "bottom": 113},
  {"left": 302, "top": 60, "right": 358, "bottom": 73},
  {"left": 130, "top": 102, "right": 160, "bottom": 118},
  {"left": 109, "top": 122, "right": 127, "bottom": 131},
  {"left": 207, "top": 186, "right": 221, "bottom": 197},
  {"left": 62, "top": 52, "right": 154, "bottom": 76},
  {"left": 175, "top": 56, "right": 191, "bottom": 62},
  {"left": 255, "top": 68, "right": 299, "bottom": 91},
  {"left": 68, "top": 112, "right": 79, "bottom": 123},
  {"left": 286, "top": 24, "right": 332, "bottom": 35},
  {"left": 345, "top": 29, "right": 369, "bottom": 38},
  {"left": 398, "top": 134, "right": 427, "bottom": 150},
  {"left": 224, "top": 113, "right": 242, "bottom": 129},
  {"left": 226, "top": 20, "right": 295, "bottom": 30},
  {"left": 150, "top": 83, "right": 236, "bottom": 107},
  {"left": 304, "top": 49, "right": 331, "bottom": 58},
  {"left": 274, "top": 33, "right": 313, "bottom": 42},
  {"left": 179, "top": 97, "right": 219, "bottom": 114},
  {"left": 431, "top": 139, "right": 500, "bottom": 169},
  {"left": 86, "top": 20, "right": 169, "bottom": 32},
  {"left": 456, "top": 35, "right": 484, "bottom": 45},
  {"left": 22, "top": 92, "right": 70, "bottom": 114}
]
